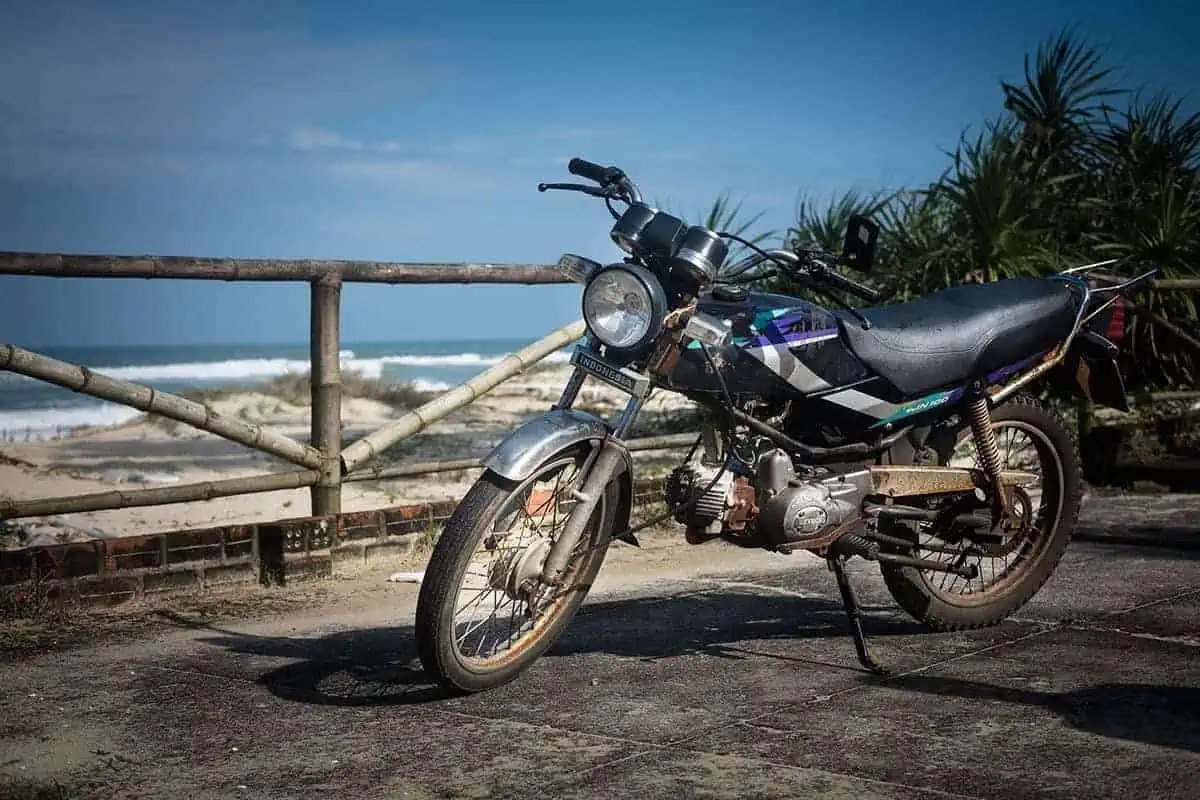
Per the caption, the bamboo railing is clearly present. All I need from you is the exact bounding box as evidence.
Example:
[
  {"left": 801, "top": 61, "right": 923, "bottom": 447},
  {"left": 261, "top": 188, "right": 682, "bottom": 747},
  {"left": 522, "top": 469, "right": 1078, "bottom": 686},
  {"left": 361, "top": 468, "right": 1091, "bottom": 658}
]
[
  {"left": 0, "top": 251, "right": 696, "bottom": 525},
  {"left": 0, "top": 250, "right": 1196, "bottom": 526}
]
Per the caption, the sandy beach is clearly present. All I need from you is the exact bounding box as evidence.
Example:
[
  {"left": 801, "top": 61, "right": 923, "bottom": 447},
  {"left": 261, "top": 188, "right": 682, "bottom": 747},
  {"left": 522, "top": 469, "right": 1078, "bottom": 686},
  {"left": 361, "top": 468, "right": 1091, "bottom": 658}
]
[{"left": 0, "top": 366, "right": 697, "bottom": 548}]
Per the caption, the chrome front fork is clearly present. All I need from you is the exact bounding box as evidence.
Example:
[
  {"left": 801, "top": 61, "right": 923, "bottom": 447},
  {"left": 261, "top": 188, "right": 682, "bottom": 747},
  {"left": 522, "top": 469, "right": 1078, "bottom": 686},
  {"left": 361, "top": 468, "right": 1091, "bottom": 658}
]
[
  {"left": 538, "top": 374, "right": 645, "bottom": 586},
  {"left": 553, "top": 366, "right": 587, "bottom": 411}
]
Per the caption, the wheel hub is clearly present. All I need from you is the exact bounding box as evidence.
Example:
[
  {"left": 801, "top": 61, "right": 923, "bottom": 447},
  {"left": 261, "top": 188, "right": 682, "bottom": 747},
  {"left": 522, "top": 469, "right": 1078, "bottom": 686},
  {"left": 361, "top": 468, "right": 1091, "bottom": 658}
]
[
  {"left": 984, "top": 485, "right": 1034, "bottom": 556},
  {"left": 487, "top": 539, "right": 550, "bottom": 602}
]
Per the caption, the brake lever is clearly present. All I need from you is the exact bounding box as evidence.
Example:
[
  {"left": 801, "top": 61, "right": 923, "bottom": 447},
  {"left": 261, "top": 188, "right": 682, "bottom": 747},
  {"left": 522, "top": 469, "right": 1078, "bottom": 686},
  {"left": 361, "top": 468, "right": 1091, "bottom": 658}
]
[{"left": 538, "top": 182, "right": 610, "bottom": 197}]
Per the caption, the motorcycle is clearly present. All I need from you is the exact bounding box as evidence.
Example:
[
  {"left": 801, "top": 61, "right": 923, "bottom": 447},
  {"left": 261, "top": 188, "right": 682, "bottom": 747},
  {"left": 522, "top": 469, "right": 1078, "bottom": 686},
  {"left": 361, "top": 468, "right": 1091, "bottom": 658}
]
[{"left": 414, "top": 158, "right": 1157, "bottom": 692}]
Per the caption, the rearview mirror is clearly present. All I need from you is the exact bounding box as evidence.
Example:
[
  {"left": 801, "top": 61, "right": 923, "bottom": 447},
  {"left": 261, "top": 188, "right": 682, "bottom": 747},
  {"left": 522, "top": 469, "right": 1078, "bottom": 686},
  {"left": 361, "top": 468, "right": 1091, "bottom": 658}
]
[{"left": 841, "top": 215, "right": 880, "bottom": 273}]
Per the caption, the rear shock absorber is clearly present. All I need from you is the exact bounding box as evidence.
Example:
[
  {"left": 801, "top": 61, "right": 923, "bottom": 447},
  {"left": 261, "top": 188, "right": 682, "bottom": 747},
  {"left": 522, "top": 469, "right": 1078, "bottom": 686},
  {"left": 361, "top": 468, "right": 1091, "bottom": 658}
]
[{"left": 965, "top": 382, "right": 1007, "bottom": 523}]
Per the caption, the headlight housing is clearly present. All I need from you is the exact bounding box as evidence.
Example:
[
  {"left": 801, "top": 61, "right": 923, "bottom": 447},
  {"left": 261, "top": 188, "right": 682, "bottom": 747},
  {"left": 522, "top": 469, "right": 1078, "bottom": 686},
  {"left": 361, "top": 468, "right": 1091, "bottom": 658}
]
[{"left": 581, "top": 265, "right": 667, "bottom": 355}]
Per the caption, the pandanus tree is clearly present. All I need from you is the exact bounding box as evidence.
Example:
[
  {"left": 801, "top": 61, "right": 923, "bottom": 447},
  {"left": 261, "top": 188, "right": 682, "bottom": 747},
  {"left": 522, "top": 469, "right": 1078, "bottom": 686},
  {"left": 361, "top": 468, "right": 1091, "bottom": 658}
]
[
  {"left": 1088, "top": 96, "right": 1200, "bottom": 388},
  {"left": 706, "top": 28, "right": 1198, "bottom": 391}
]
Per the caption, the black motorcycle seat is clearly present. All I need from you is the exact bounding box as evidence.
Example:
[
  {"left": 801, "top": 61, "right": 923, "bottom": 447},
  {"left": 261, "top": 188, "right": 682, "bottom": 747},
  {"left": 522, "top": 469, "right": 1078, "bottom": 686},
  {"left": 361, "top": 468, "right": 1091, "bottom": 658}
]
[{"left": 833, "top": 277, "right": 1080, "bottom": 397}]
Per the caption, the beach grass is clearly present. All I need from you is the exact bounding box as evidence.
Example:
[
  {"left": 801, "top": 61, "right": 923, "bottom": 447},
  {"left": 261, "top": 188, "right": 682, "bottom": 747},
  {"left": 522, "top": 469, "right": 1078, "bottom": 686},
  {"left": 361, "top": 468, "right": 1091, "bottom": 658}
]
[{"left": 177, "top": 369, "right": 437, "bottom": 411}]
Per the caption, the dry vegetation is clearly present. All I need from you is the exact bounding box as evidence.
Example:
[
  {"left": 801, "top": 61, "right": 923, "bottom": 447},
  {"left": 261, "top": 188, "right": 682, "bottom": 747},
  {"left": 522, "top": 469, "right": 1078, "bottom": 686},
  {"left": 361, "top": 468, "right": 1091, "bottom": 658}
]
[{"left": 179, "top": 369, "right": 437, "bottom": 411}]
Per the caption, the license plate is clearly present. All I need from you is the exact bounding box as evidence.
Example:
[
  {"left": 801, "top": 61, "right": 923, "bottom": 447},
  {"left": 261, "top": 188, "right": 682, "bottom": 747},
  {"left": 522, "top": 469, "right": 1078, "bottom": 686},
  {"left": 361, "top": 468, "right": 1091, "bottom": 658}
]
[{"left": 570, "top": 347, "right": 652, "bottom": 399}]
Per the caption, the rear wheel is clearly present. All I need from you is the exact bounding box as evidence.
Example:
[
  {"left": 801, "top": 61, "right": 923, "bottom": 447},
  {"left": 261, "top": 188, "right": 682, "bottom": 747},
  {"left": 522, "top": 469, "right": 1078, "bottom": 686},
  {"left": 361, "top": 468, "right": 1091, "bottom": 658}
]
[
  {"left": 879, "top": 394, "right": 1082, "bottom": 631},
  {"left": 415, "top": 444, "right": 623, "bottom": 693}
]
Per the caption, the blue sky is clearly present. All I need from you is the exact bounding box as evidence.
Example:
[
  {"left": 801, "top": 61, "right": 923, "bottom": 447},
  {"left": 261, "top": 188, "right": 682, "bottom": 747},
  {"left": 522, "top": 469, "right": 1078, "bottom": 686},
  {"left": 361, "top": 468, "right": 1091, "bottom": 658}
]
[{"left": 1, "top": 0, "right": 1197, "bottom": 347}]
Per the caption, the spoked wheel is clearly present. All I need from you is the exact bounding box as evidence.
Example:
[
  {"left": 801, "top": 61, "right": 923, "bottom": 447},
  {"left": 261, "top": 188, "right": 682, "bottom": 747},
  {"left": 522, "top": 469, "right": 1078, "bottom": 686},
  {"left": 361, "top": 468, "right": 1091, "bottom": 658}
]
[
  {"left": 880, "top": 394, "right": 1083, "bottom": 631},
  {"left": 415, "top": 444, "right": 623, "bottom": 693}
]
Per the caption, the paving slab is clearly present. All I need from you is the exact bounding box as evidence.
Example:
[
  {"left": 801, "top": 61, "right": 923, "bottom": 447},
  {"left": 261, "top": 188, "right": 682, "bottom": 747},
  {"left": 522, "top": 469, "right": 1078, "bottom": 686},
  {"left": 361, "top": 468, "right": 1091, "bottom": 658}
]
[{"left": 1, "top": 495, "right": 1198, "bottom": 799}]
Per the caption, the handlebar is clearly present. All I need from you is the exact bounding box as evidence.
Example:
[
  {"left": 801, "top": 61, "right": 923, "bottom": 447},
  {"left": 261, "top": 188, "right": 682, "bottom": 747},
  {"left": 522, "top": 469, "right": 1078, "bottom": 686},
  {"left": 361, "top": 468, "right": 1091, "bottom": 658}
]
[
  {"left": 568, "top": 158, "right": 621, "bottom": 185},
  {"left": 542, "top": 157, "right": 643, "bottom": 205},
  {"left": 727, "top": 248, "right": 881, "bottom": 304},
  {"left": 812, "top": 263, "right": 882, "bottom": 304}
]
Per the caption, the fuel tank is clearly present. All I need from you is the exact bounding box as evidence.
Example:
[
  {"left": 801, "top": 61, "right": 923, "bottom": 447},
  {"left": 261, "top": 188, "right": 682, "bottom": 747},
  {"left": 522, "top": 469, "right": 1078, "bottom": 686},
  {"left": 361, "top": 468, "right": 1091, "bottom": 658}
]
[{"left": 667, "top": 288, "right": 872, "bottom": 401}]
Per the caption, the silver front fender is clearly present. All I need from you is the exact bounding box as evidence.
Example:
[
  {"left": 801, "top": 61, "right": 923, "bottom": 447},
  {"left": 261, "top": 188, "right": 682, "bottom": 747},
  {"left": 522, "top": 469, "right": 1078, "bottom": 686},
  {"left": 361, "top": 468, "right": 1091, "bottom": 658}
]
[{"left": 483, "top": 409, "right": 630, "bottom": 482}]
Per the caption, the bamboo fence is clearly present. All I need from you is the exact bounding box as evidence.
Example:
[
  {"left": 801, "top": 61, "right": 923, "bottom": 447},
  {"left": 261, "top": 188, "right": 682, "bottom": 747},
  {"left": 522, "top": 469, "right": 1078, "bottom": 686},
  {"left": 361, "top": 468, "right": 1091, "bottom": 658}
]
[
  {"left": 0, "top": 251, "right": 697, "bottom": 525},
  {"left": 0, "top": 250, "right": 1196, "bottom": 527}
]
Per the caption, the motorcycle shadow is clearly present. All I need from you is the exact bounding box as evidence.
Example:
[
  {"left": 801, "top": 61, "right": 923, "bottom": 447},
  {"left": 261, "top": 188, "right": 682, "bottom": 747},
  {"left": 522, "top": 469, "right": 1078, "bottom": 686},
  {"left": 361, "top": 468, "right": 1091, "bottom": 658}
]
[
  {"left": 193, "top": 591, "right": 918, "bottom": 708},
  {"left": 187, "top": 590, "right": 1200, "bottom": 752},
  {"left": 886, "top": 673, "right": 1200, "bottom": 754}
]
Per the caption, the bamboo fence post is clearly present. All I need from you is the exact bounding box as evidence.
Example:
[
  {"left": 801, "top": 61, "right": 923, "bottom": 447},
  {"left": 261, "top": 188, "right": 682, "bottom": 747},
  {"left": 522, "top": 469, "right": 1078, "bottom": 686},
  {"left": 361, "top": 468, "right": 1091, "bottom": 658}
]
[
  {"left": 1128, "top": 304, "right": 1200, "bottom": 357},
  {"left": 0, "top": 470, "right": 319, "bottom": 519},
  {"left": 0, "top": 345, "right": 323, "bottom": 469},
  {"left": 339, "top": 321, "right": 587, "bottom": 474},
  {"left": 310, "top": 274, "right": 343, "bottom": 516}
]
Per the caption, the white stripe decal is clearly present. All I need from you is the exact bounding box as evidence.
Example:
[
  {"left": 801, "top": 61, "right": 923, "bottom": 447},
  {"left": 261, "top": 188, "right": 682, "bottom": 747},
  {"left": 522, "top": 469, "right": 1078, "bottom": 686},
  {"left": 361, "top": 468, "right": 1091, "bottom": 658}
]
[
  {"left": 791, "top": 332, "right": 840, "bottom": 346},
  {"left": 821, "top": 388, "right": 902, "bottom": 419},
  {"left": 746, "top": 344, "right": 832, "bottom": 393}
]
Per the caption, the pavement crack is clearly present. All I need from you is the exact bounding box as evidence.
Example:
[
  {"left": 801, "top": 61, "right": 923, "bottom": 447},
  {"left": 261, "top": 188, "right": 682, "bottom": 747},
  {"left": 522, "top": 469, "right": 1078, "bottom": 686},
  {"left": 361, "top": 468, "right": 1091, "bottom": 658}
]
[
  {"left": 137, "top": 664, "right": 260, "bottom": 685},
  {"left": 733, "top": 623, "right": 1064, "bottom": 715},
  {"left": 660, "top": 742, "right": 989, "bottom": 800},
  {"left": 1107, "top": 585, "right": 1200, "bottom": 616},
  {"left": 674, "top": 578, "right": 827, "bottom": 600},
  {"left": 1057, "top": 621, "right": 1200, "bottom": 647}
]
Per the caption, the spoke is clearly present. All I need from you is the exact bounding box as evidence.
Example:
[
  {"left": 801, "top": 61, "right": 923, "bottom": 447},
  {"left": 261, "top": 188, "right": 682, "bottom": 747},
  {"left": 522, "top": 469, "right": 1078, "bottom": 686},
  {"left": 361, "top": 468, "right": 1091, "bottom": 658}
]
[
  {"left": 450, "top": 455, "right": 600, "bottom": 664},
  {"left": 454, "top": 586, "right": 494, "bottom": 618},
  {"left": 474, "top": 590, "right": 504, "bottom": 658},
  {"left": 506, "top": 595, "right": 519, "bottom": 648},
  {"left": 549, "top": 469, "right": 565, "bottom": 541},
  {"left": 457, "top": 600, "right": 497, "bottom": 647}
]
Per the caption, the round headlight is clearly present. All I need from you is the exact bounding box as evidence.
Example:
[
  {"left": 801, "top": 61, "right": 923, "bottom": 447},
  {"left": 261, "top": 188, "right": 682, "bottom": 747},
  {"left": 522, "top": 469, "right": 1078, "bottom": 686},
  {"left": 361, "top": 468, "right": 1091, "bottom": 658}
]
[{"left": 582, "top": 266, "right": 666, "bottom": 352}]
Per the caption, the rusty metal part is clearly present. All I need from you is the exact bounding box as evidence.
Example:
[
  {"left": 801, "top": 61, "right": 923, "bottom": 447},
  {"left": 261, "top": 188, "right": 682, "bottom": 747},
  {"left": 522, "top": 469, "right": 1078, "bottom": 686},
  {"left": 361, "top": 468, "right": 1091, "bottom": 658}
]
[
  {"left": 725, "top": 477, "right": 758, "bottom": 531},
  {"left": 646, "top": 327, "right": 687, "bottom": 377},
  {"left": 988, "top": 346, "right": 1065, "bottom": 404},
  {"left": 977, "top": 485, "right": 1035, "bottom": 556},
  {"left": 867, "top": 465, "right": 1039, "bottom": 498},
  {"left": 780, "top": 518, "right": 866, "bottom": 554}
]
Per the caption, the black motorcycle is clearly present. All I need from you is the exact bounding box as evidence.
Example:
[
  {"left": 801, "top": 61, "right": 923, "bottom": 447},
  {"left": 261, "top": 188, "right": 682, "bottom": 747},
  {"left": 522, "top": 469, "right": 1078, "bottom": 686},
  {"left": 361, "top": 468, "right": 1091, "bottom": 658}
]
[{"left": 414, "top": 159, "right": 1155, "bottom": 692}]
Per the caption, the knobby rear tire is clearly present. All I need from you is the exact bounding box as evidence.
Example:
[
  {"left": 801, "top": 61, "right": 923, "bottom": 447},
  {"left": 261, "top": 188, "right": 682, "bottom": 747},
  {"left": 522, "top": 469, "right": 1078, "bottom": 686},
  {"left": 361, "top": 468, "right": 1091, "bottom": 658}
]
[
  {"left": 879, "top": 394, "right": 1083, "bottom": 632},
  {"left": 415, "top": 448, "right": 623, "bottom": 694}
]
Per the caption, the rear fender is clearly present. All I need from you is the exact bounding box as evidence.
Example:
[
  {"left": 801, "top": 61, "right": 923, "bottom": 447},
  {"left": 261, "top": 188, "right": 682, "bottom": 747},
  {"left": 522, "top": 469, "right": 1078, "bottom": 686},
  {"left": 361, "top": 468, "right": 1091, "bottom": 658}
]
[{"left": 1052, "top": 330, "right": 1131, "bottom": 412}]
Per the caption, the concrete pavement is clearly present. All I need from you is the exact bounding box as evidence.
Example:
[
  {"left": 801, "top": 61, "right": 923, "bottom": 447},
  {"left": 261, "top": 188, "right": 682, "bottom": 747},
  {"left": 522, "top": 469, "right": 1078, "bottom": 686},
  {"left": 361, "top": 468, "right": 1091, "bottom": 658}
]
[{"left": 2, "top": 494, "right": 1199, "bottom": 799}]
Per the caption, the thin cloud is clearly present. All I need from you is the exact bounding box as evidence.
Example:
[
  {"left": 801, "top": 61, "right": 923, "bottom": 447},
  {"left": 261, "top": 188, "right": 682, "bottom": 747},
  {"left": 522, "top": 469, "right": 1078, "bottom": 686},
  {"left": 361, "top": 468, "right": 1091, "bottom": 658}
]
[
  {"left": 324, "top": 158, "right": 502, "bottom": 196},
  {"left": 285, "top": 128, "right": 366, "bottom": 152},
  {"left": 278, "top": 128, "right": 407, "bottom": 154},
  {"left": 0, "top": 6, "right": 445, "bottom": 180}
]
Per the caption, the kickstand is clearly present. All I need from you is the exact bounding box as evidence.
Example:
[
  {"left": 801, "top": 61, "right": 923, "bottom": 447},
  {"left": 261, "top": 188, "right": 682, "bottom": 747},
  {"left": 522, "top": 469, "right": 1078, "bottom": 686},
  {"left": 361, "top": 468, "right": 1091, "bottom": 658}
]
[{"left": 828, "top": 556, "right": 889, "bottom": 676}]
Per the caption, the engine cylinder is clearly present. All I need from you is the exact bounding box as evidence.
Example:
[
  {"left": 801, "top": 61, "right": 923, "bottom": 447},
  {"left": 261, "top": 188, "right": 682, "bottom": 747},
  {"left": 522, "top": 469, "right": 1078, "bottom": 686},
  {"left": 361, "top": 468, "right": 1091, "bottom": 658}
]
[{"left": 663, "top": 464, "right": 736, "bottom": 536}]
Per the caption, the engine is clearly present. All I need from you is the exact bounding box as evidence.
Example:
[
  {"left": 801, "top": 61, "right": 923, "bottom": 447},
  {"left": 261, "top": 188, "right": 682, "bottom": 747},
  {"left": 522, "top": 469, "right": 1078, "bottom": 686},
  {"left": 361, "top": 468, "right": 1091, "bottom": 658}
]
[
  {"left": 663, "top": 463, "right": 754, "bottom": 542},
  {"left": 663, "top": 448, "right": 872, "bottom": 549}
]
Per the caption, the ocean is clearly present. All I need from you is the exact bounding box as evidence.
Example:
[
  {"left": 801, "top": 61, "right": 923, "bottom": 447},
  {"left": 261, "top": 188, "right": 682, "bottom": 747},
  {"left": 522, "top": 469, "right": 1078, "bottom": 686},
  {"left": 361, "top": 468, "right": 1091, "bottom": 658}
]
[{"left": 0, "top": 339, "right": 571, "bottom": 441}]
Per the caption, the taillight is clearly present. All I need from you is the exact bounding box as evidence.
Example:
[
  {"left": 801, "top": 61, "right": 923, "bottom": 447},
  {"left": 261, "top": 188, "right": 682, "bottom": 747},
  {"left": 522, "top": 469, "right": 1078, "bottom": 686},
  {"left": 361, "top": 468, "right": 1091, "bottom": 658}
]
[{"left": 1106, "top": 298, "right": 1126, "bottom": 343}]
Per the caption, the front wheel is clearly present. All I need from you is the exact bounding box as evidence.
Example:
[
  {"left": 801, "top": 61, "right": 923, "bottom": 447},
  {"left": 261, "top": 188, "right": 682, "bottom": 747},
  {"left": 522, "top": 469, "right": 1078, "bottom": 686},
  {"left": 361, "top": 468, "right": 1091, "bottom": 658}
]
[
  {"left": 415, "top": 444, "right": 624, "bottom": 693},
  {"left": 879, "top": 393, "right": 1083, "bottom": 631}
]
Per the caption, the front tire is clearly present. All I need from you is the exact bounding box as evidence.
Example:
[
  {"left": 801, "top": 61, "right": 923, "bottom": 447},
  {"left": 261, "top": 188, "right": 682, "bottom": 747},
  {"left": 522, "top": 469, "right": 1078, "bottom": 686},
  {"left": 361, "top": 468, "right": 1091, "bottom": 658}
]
[
  {"left": 879, "top": 394, "right": 1083, "bottom": 631},
  {"left": 415, "top": 445, "right": 624, "bottom": 693}
]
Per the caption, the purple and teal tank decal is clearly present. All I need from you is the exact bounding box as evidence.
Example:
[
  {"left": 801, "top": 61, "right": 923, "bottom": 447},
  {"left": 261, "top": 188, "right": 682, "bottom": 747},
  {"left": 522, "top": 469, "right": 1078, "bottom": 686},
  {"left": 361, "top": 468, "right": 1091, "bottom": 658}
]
[{"left": 731, "top": 306, "right": 851, "bottom": 394}]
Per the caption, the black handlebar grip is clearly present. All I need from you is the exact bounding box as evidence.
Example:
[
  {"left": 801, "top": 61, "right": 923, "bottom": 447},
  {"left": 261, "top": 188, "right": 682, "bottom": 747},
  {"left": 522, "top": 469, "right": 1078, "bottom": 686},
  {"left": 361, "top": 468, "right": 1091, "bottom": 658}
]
[
  {"left": 568, "top": 158, "right": 617, "bottom": 184},
  {"left": 824, "top": 268, "right": 882, "bottom": 304}
]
